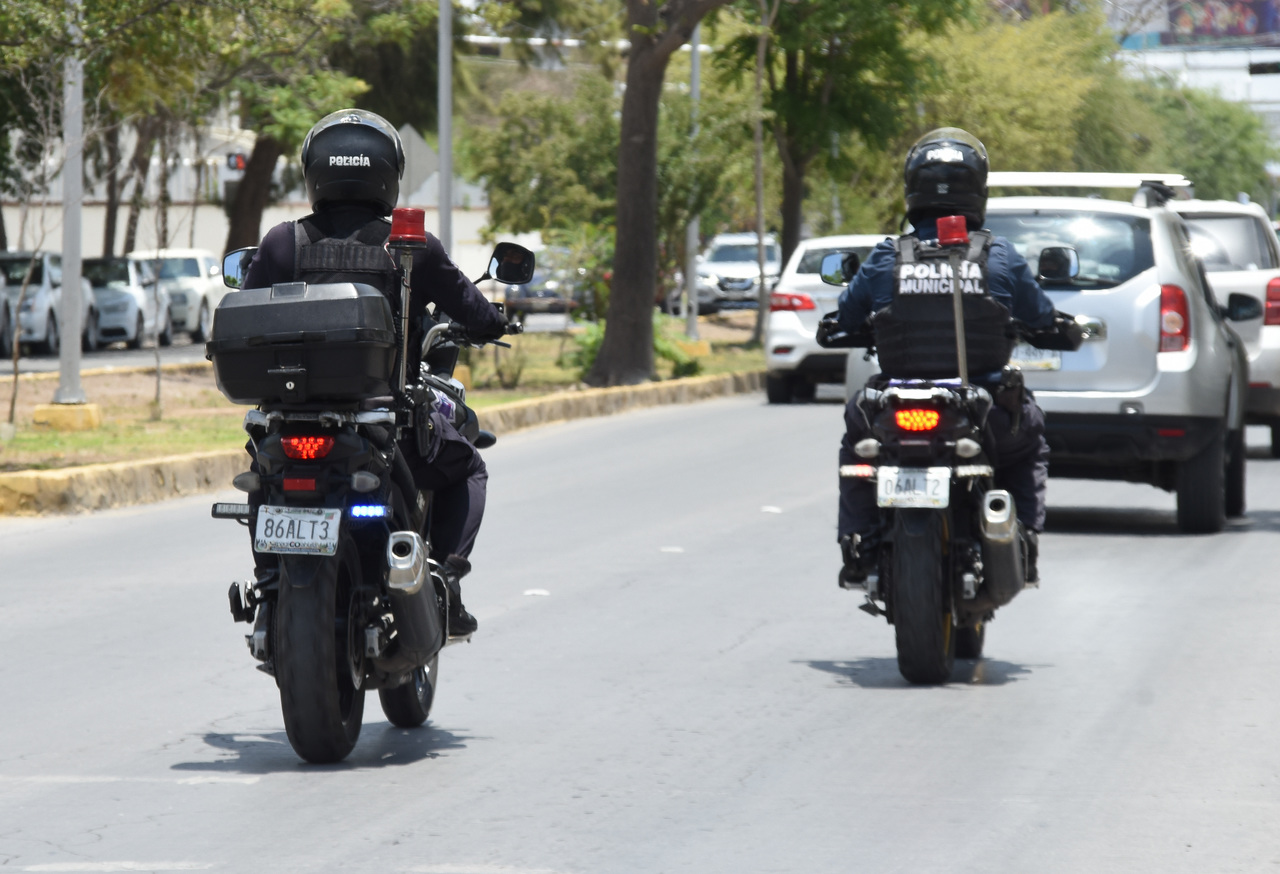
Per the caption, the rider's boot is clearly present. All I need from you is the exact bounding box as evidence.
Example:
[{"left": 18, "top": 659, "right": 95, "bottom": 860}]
[
  {"left": 838, "top": 533, "right": 878, "bottom": 590},
  {"left": 442, "top": 554, "right": 479, "bottom": 636}
]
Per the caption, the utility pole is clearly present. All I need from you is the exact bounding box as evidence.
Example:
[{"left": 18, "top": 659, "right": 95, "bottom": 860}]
[
  {"left": 438, "top": 0, "right": 453, "bottom": 253},
  {"left": 684, "top": 24, "right": 701, "bottom": 340},
  {"left": 55, "top": 0, "right": 85, "bottom": 405}
]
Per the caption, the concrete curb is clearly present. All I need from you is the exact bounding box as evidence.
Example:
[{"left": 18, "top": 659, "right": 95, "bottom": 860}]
[{"left": 0, "top": 370, "right": 764, "bottom": 516}]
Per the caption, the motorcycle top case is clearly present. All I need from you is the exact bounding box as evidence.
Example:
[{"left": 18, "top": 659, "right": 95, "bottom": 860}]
[{"left": 207, "top": 281, "right": 396, "bottom": 405}]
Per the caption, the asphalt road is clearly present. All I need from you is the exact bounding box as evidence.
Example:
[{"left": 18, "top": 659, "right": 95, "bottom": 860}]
[{"left": 2, "top": 396, "right": 1279, "bottom": 872}]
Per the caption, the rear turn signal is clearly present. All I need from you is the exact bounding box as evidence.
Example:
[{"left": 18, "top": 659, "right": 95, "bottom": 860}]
[
  {"left": 281, "top": 435, "right": 334, "bottom": 460},
  {"left": 1266, "top": 278, "right": 1280, "bottom": 326},
  {"left": 895, "top": 409, "right": 940, "bottom": 431},
  {"left": 1159, "top": 285, "right": 1190, "bottom": 352},
  {"left": 769, "top": 292, "right": 816, "bottom": 312}
]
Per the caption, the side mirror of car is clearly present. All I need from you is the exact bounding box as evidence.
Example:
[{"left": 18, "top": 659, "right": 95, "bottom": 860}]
[
  {"left": 1225, "top": 292, "right": 1263, "bottom": 322},
  {"left": 222, "top": 247, "right": 257, "bottom": 289},
  {"left": 477, "top": 242, "right": 536, "bottom": 285},
  {"left": 1037, "top": 246, "right": 1079, "bottom": 283},
  {"left": 819, "top": 251, "right": 861, "bottom": 287}
]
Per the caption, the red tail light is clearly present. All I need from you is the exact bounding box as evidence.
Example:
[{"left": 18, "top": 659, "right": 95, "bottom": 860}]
[
  {"left": 1266, "top": 278, "right": 1280, "bottom": 325},
  {"left": 281, "top": 436, "right": 334, "bottom": 460},
  {"left": 1159, "top": 284, "right": 1190, "bottom": 353},
  {"left": 283, "top": 477, "right": 317, "bottom": 491},
  {"left": 895, "top": 409, "right": 940, "bottom": 431},
  {"left": 769, "top": 292, "right": 816, "bottom": 312}
]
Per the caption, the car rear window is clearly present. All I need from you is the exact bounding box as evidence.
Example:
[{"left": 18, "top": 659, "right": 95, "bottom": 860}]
[
  {"left": 709, "top": 244, "right": 781, "bottom": 263},
  {"left": 0, "top": 257, "right": 42, "bottom": 287},
  {"left": 985, "top": 211, "right": 1154, "bottom": 289},
  {"left": 158, "top": 258, "right": 201, "bottom": 279},
  {"left": 796, "top": 246, "right": 877, "bottom": 274},
  {"left": 1182, "top": 215, "right": 1278, "bottom": 272},
  {"left": 82, "top": 259, "right": 130, "bottom": 288}
]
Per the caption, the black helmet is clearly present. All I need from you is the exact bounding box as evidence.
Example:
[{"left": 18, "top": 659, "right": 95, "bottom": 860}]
[
  {"left": 300, "top": 109, "right": 405, "bottom": 214},
  {"left": 903, "top": 127, "right": 989, "bottom": 228}
]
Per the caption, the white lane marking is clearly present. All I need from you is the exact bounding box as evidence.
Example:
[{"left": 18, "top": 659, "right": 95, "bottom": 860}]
[
  {"left": 523, "top": 589, "right": 550, "bottom": 596},
  {"left": 0, "top": 775, "right": 258, "bottom": 786},
  {"left": 23, "top": 864, "right": 213, "bottom": 872},
  {"left": 761, "top": 505, "right": 783, "bottom": 513},
  {"left": 659, "top": 546, "right": 685, "bottom": 553},
  {"left": 406, "top": 867, "right": 565, "bottom": 874}
]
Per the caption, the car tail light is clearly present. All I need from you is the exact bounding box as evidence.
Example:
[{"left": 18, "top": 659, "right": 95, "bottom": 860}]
[
  {"left": 1159, "top": 284, "right": 1190, "bottom": 353},
  {"left": 894, "top": 409, "right": 940, "bottom": 431},
  {"left": 769, "top": 292, "right": 816, "bottom": 312},
  {"left": 283, "top": 477, "right": 317, "bottom": 491},
  {"left": 1266, "top": 278, "right": 1280, "bottom": 325},
  {"left": 281, "top": 435, "right": 334, "bottom": 460}
]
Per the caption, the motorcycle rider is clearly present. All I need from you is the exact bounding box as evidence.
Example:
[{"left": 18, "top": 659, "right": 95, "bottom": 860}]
[
  {"left": 242, "top": 108, "right": 509, "bottom": 635},
  {"left": 834, "top": 127, "right": 1057, "bottom": 586}
]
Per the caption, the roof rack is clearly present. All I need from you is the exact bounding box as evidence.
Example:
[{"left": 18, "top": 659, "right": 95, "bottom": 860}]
[{"left": 988, "top": 171, "right": 1193, "bottom": 190}]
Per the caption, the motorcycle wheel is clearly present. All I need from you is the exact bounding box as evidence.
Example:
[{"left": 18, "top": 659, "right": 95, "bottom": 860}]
[
  {"left": 891, "top": 509, "right": 955, "bottom": 684},
  {"left": 954, "top": 620, "right": 985, "bottom": 660},
  {"left": 275, "top": 539, "right": 366, "bottom": 763},
  {"left": 379, "top": 654, "right": 438, "bottom": 728}
]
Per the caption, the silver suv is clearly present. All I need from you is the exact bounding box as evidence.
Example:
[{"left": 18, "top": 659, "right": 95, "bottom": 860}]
[{"left": 846, "top": 174, "right": 1257, "bottom": 533}]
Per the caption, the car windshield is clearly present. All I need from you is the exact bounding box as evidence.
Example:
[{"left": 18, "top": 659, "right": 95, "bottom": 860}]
[
  {"left": 82, "top": 258, "right": 130, "bottom": 288},
  {"left": 709, "top": 244, "right": 780, "bottom": 263},
  {"left": 157, "top": 258, "right": 201, "bottom": 279},
  {"left": 985, "top": 210, "right": 1154, "bottom": 289},
  {"left": 797, "top": 246, "right": 877, "bottom": 274},
  {"left": 0, "top": 256, "right": 42, "bottom": 287},
  {"left": 1183, "top": 215, "right": 1278, "bottom": 272}
]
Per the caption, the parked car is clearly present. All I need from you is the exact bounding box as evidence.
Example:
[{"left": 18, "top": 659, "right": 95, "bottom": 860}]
[
  {"left": 692, "top": 232, "right": 782, "bottom": 311},
  {"left": 82, "top": 256, "right": 173, "bottom": 349},
  {"left": 0, "top": 251, "right": 95, "bottom": 355},
  {"left": 503, "top": 269, "right": 578, "bottom": 322},
  {"left": 127, "top": 248, "right": 226, "bottom": 341},
  {"left": 0, "top": 271, "right": 10, "bottom": 359},
  {"left": 845, "top": 173, "right": 1255, "bottom": 533},
  {"left": 1171, "top": 199, "right": 1280, "bottom": 454},
  {"left": 765, "top": 233, "right": 885, "bottom": 403}
]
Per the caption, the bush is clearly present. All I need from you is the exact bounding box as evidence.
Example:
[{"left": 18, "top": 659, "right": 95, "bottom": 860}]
[{"left": 571, "top": 313, "right": 701, "bottom": 380}]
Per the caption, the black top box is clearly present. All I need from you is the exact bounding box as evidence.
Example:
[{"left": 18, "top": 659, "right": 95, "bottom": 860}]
[{"left": 207, "top": 282, "right": 397, "bottom": 405}]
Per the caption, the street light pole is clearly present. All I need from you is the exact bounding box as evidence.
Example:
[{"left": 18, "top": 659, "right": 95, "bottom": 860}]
[
  {"left": 684, "top": 24, "right": 701, "bottom": 340},
  {"left": 438, "top": 0, "right": 453, "bottom": 253},
  {"left": 55, "top": 0, "right": 85, "bottom": 405}
]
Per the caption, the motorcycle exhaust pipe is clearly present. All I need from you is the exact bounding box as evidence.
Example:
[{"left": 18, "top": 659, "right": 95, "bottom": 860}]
[
  {"left": 978, "top": 490, "right": 1025, "bottom": 609},
  {"left": 385, "top": 531, "right": 445, "bottom": 665}
]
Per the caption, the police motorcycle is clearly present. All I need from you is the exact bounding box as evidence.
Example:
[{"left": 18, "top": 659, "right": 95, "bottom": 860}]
[
  {"left": 208, "top": 209, "right": 532, "bottom": 763},
  {"left": 816, "top": 216, "right": 1084, "bottom": 684}
]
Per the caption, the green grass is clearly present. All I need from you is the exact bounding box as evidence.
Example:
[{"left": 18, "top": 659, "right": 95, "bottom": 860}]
[{"left": 0, "top": 414, "right": 248, "bottom": 471}]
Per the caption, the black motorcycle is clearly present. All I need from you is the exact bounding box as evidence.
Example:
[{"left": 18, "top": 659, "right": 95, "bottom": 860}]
[
  {"left": 209, "top": 224, "right": 532, "bottom": 762},
  {"left": 816, "top": 239, "right": 1083, "bottom": 684}
]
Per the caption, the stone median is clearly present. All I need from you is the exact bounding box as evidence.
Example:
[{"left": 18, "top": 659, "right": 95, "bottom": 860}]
[{"left": 0, "top": 371, "right": 764, "bottom": 515}]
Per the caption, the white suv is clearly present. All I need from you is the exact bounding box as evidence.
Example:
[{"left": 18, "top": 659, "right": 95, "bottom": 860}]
[
  {"left": 694, "top": 233, "right": 781, "bottom": 311},
  {"left": 128, "top": 248, "right": 228, "bottom": 341},
  {"left": 766, "top": 234, "right": 883, "bottom": 403},
  {"left": 845, "top": 174, "right": 1256, "bottom": 533}
]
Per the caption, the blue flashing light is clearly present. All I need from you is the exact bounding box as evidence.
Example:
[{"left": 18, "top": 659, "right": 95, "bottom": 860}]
[{"left": 350, "top": 504, "right": 388, "bottom": 519}]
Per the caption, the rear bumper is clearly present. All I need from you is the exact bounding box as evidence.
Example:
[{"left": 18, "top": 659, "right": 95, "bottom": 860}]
[{"left": 1045, "top": 412, "right": 1222, "bottom": 486}]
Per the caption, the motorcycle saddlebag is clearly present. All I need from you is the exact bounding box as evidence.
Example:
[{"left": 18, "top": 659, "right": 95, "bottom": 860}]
[{"left": 207, "top": 282, "right": 396, "bottom": 405}]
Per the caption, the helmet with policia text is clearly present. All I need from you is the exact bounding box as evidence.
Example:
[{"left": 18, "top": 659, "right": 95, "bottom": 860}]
[
  {"left": 300, "top": 109, "right": 405, "bottom": 215},
  {"left": 903, "top": 127, "right": 989, "bottom": 229}
]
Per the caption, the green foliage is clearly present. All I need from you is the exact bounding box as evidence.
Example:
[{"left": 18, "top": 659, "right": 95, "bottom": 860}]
[
  {"left": 570, "top": 313, "right": 701, "bottom": 379},
  {"left": 544, "top": 222, "right": 615, "bottom": 322}
]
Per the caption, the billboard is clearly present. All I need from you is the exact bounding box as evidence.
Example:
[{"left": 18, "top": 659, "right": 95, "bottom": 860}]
[{"left": 1162, "top": 2, "right": 1280, "bottom": 46}]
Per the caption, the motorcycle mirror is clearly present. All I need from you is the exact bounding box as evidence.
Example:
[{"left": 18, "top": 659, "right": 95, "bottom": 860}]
[
  {"left": 819, "top": 251, "right": 861, "bottom": 287},
  {"left": 222, "top": 247, "right": 258, "bottom": 289},
  {"left": 477, "top": 242, "right": 536, "bottom": 285},
  {"left": 1037, "top": 246, "right": 1079, "bottom": 283}
]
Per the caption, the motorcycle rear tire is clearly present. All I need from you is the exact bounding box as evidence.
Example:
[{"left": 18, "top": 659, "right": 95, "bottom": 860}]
[
  {"left": 891, "top": 509, "right": 955, "bottom": 684},
  {"left": 276, "top": 540, "right": 366, "bottom": 763},
  {"left": 379, "top": 654, "right": 438, "bottom": 728}
]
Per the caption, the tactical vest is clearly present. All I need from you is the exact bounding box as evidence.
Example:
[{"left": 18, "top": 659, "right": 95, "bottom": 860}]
[
  {"left": 872, "top": 231, "right": 1015, "bottom": 379},
  {"left": 293, "top": 213, "right": 399, "bottom": 300}
]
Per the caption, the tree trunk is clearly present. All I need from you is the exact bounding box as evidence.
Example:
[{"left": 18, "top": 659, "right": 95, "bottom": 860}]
[
  {"left": 779, "top": 154, "right": 808, "bottom": 267},
  {"left": 752, "top": 25, "right": 768, "bottom": 345},
  {"left": 102, "top": 123, "right": 121, "bottom": 257},
  {"left": 123, "top": 116, "right": 162, "bottom": 255},
  {"left": 224, "top": 134, "right": 285, "bottom": 253},
  {"left": 584, "top": 43, "right": 665, "bottom": 386}
]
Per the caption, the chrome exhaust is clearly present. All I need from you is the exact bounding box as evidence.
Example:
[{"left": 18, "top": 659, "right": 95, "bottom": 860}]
[
  {"left": 977, "top": 490, "right": 1025, "bottom": 609},
  {"left": 382, "top": 531, "right": 444, "bottom": 667}
]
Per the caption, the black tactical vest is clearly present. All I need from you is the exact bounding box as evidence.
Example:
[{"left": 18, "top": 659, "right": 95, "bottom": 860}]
[
  {"left": 293, "top": 213, "right": 399, "bottom": 299},
  {"left": 872, "top": 231, "right": 1015, "bottom": 379}
]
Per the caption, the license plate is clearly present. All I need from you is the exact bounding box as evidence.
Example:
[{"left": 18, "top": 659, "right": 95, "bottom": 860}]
[
  {"left": 255, "top": 506, "right": 342, "bottom": 555},
  {"left": 876, "top": 466, "right": 951, "bottom": 508},
  {"left": 1010, "top": 342, "right": 1062, "bottom": 371}
]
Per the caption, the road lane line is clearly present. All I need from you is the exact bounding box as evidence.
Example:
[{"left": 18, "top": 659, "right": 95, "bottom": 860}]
[
  {"left": 22, "top": 864, "right": 213, "bottom": 872},
  {"left": 0, "top": 775, "right": 258, "bottom": 786}
]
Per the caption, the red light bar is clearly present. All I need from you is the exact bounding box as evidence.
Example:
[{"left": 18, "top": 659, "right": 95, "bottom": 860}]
[
  {"left": 389, "top": 207, "right": 428, "bottom": 244},
  {"left": 895, "top": 409, "right": 940, "bottom": 431},
  {"left": 281, "top": 436, "right": 334, "bottom": 460},
  {"left": 937, "top": 215, "right": 969, "bottom": 246},
  {"left": 283, "top": 477, "right": 317, "bottom": 491}
]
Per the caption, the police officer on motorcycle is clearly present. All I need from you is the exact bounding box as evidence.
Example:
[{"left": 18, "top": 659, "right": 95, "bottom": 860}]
[
  {"left": 243, "top": 108, "right": 509, "bottom": 635},
  {"left": 833, "top": 127, "right": 1059, "bottom": 586}
]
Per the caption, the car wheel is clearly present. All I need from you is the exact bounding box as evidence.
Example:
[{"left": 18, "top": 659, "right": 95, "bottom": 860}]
[
  {"left": 765, "top": 373, "right": 794, "bottom": 404},
  {"left": 1226, "top": 428, "right": 1246, "bottom": 518},
  {"left": 792, "top": 379, "right": 817, "bottom": 403},
  {"left": 158, "top": 308, "right": 173, "bottom": 347},
  {"left": 1270, "top": 425, "right": 1280, "bottom": 459},
  {"left": 191, "top": 300, "right": 211, "bottom": 342},
  {"left": 40, "top": 313, "right": 59, "bottom": 356},
  {"left": 82, "top": 309, "right": 100, "bottom": 353},
  {"left": 126, "top": 312, "right": 144, "bottom": 350},
  {"left": 1176, "top": 428, "right": 1226, "bottom": 534}
]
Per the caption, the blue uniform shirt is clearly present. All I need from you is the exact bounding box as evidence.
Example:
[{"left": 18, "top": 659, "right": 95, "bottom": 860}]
[{"left": 836, "top": 220, "right": 1056, "bottom": 334}]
